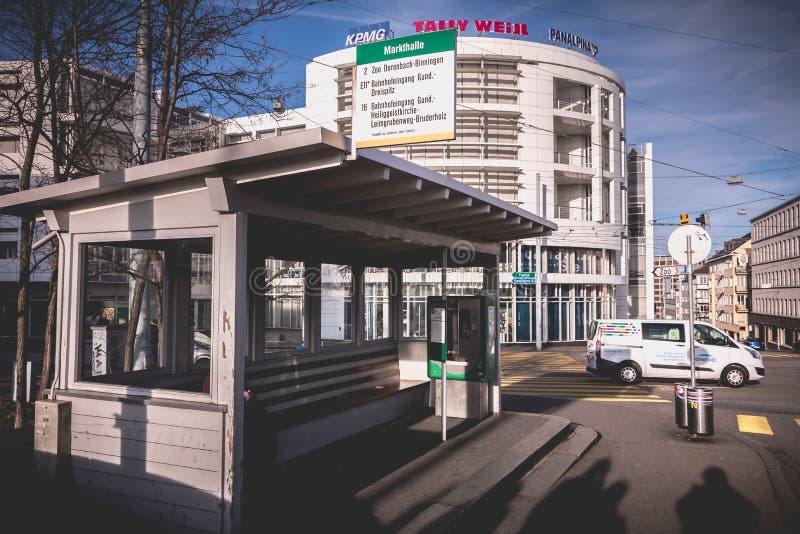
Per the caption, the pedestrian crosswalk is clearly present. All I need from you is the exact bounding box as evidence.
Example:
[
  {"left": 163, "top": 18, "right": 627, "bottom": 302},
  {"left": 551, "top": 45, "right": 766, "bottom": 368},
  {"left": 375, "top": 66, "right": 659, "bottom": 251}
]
[
  {"left": 501, "top": 376, "right": 669, "bottom": 402},
  {"left": 501, "top": 350, "right": 586, "bottom": 373},
  {"left": 500, "top": 349, "right": 668, "bottom": 403}
]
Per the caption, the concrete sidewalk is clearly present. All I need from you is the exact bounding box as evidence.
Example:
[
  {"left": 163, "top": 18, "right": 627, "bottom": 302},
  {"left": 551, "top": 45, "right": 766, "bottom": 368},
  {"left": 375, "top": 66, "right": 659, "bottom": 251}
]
[
  {"left": 254, "top": 411, "right": 596, "bottom": 533},
  {"left": 0, "top": 410, "right": 596, "bottom": 533}
]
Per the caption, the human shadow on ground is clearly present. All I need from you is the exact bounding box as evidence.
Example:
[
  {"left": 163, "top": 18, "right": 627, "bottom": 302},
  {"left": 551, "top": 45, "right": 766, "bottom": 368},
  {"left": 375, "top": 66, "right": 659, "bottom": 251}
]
[
  {"left": 520, "top": 457, "right": 628, "bottom": 533},
  {"left": 676, "top": 467, "right": 759, "bottom": 534}
]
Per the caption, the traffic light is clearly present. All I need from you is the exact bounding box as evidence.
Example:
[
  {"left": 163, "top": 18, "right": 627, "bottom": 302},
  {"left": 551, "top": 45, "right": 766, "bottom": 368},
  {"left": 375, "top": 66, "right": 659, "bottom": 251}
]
[
  {"left": 679, "top": 213, "right": 689, "bottom": 225},
  {"left": 695, "top": 213, "right": 710, "bottom": 227}
]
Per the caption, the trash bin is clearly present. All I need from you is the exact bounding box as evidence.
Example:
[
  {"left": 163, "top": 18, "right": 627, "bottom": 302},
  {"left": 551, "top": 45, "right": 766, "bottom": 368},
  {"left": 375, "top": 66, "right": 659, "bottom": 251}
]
[
  {"left": 674, "top": 382, "right": 688, "bottom": 428},
  {"left": 687, "top": 387, "right": 714, "bottom": 436}
]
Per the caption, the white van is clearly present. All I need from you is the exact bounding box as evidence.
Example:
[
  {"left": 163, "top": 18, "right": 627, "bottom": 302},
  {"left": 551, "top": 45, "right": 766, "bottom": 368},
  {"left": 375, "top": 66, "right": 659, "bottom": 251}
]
[{"left": 586, "top": 319, "right": 764, "bottom": 388}]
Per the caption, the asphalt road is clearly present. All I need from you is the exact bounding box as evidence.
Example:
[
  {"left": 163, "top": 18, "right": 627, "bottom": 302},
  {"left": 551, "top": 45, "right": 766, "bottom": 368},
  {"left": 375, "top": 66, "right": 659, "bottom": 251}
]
[{"left": 480, "top": 345, "right": 800, "bottom": 534}]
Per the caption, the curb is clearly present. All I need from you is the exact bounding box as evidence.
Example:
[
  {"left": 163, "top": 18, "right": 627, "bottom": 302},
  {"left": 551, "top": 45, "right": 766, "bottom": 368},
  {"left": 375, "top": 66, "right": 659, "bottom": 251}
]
[
  {"left": 397, "top": 413, "right": 573, "bottom": 534},
  {"left": 515, "top": 426, "right": 599, "bottom": 502},
  {"left": 733, "top": 432, "right": 799, "bottom": 532}
]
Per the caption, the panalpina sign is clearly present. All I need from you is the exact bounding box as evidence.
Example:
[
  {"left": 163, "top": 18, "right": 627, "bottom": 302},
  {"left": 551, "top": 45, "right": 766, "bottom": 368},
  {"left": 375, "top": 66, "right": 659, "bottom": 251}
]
[{"left": 413, "top": 19, "right": 528, "bottom": 36}]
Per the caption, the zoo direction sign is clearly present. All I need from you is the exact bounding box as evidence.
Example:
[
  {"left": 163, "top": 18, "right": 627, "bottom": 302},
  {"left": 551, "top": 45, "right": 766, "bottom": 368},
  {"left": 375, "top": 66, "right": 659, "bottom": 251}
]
[{"left": 353, "top": 29, "right": 456, "bottom": 149}]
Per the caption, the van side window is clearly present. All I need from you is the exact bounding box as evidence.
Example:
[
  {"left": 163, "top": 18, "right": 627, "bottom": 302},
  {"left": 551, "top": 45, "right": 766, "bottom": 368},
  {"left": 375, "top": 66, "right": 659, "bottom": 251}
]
[{"left": 642, "top": 323, "right": 685, "bottom": 342}]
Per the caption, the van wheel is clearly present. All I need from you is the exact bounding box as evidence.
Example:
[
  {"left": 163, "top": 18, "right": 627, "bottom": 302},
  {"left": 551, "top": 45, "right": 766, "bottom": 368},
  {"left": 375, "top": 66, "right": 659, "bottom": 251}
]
[
  {"left": 721, "top": 365, "right": 748, "bottom": 388},
  {"left": 617, "top": 362, "right": 642, "bottom": 384}
]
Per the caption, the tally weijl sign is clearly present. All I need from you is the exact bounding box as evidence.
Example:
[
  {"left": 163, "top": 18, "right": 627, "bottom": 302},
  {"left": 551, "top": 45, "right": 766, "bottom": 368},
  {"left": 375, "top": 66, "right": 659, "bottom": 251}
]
[
  {"left": 353, "top": 29, "right": 456, "bottom": 150},
  {"left": 413, "top": 19, "right": 529, "bottom": 36}
]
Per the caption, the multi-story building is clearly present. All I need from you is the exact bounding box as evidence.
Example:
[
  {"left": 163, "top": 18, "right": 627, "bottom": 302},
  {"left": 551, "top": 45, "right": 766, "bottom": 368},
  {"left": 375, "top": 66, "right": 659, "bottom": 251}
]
[
  {"left": 750, "top": 195, "right": 800, "bottom": 350},
  {"left": 0, "top": 61, "right": 221, "bottom": 358},
  {"left": 227, "top": 29, "right": 637, "bottom": 342},
  {"left": 626, "top": 143, "right": 654, "bottom": 319},
  {"left": 653, "top": 255, "right": 681, "bottom": 319},
  {"left": 707, "top": 235, "right": 751, "bottom": 340},
  {"left": 693, "top": 264, "right": 710, "bottom": 323}
]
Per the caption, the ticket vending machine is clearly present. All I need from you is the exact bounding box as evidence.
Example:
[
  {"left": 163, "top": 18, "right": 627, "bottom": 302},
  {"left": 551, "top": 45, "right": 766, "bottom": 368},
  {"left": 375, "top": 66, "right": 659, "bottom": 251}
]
[{"left": 427, "top": 294, "right": 497, "bottom": 415}]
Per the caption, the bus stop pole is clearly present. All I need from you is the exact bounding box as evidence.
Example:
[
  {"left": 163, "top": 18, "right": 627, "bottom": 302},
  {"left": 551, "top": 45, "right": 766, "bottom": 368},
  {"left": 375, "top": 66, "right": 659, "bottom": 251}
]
[
  {"left": 686, "top": 235, "right": 696, "bottom": 388},
  {"left": 441, "top": 247, "right": 448, "bottom": 442}
]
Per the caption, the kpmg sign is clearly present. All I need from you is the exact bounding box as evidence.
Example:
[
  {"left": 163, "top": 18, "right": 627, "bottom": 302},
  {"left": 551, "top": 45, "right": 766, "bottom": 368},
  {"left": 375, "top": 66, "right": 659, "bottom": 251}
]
[
  {"left": 547, "top": 28, "right": 598, "bottom": 56},
  {"left": 345, "top": 21, "right": 393, "bottom": 47}
]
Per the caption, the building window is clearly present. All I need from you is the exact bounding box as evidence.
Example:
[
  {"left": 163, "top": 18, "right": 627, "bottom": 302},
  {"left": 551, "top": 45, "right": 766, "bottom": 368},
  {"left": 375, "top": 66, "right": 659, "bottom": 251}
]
[
  {"left": 79, "top": 238, "right": 213, "bottom": 392},
  {"left": 0, "top": 242, "right": 17, "bottom": 258},
  {"left": 0, "top": 136, "right": 20, "bottom": 153}
]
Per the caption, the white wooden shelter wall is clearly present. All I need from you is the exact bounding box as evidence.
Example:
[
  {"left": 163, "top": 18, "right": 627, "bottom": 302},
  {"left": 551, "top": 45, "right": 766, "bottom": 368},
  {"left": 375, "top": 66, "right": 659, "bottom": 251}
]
[{"left": 58, "top": 393, "right": 225, "bottom": 532}]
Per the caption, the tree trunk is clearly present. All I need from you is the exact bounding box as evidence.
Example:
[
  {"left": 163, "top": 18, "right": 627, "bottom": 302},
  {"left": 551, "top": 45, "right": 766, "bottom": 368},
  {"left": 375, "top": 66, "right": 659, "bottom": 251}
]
[
  {"left": 123, "top": 254, "right": 151, "bottom": 372},
  {"left": 14, "top": 217, "right": 33, "bottom": 428},
  {"left": 37, "top": 238, "right": 58, "bottom": 400}
]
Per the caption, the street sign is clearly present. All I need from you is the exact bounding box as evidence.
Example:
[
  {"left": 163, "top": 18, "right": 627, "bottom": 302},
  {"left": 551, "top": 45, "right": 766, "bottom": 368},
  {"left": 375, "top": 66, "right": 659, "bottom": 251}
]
[
  {"left": 512, "top": 272, "right": 535, "bottom": 285},
  {"left": 652, "top": 265, "right": 688, "bottom": 277},
  {"left": 667, "top": 224, "right": 712, "bottom": 265},
  {"left": 353, "top": 29, "right": 456, "bottom": 149}
]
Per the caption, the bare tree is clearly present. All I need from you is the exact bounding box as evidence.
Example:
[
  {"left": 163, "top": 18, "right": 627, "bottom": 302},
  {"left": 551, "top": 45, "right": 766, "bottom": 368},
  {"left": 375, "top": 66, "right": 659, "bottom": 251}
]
[
  {"left": 151, "top": 0, "right": 305, "bottom": 162},
  {"left": 0, "top": 0, "right": 137, "bottom": 422}
]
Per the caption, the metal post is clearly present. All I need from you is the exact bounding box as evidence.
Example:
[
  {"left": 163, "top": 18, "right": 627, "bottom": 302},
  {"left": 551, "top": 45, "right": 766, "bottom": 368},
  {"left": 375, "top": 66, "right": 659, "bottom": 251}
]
[
  {"left": 686, "top": 235, "right": 696, "bottom": 387},
  {"left": 535, "top": 239, "right": 542, "bottom": 351},
  {"left": 441, "top": 247, "right": 447, "bottom": 441}
]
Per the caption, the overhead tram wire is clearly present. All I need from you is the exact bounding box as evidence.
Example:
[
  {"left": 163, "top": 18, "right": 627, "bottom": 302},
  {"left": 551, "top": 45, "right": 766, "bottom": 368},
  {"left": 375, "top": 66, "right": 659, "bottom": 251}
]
[
  {"left": 263, "top": 17, "right": 792, "bottom": 200},
  {"left": 650, "top": 194, "right": 799, "bottom": 223},
  {"left": 498, "top": 0, "right": 800, "bottom": 56},
  {"left": 626, "top": 98, "right": 800, "bottom": 156},
  {"left": 334, "top": 0, "right": 800, "bottom": 161}
]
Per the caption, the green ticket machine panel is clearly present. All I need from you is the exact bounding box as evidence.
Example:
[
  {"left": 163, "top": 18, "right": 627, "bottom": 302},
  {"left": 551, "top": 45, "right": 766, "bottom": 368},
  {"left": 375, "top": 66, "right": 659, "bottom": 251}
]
[{"left": 427, "top": 294, "right": 497, "bottom": 382}]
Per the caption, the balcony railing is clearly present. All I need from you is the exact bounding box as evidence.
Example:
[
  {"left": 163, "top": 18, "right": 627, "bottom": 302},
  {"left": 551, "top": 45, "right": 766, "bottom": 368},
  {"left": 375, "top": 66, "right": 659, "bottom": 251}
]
[
  {"left": 556, "top": 205, "right": 591, "bottom": 220},
  {"left": 554, "top": 151, "right": 592, "bottom": 167},
  {"left": 555, "top": 99, "right": 591, "bottom": 114},
  {"left": 735, "top": 304, "right": 748, "bottom": 313},
  {"left": 735, "top": 285, "right": 747, "bottom": 293}
]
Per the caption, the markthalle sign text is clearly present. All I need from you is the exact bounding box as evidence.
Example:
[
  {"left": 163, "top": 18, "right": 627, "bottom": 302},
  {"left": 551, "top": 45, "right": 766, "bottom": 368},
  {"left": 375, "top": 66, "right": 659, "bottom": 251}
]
[{"left": 353, "top": 29, "right": 456, "bottom": 149}]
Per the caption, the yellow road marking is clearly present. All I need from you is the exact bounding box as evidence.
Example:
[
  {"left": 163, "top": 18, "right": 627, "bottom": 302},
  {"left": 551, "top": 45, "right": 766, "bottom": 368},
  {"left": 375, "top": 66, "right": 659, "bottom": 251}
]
[{"left": 737, "top": 415, "right": 774, "bottom": 435}]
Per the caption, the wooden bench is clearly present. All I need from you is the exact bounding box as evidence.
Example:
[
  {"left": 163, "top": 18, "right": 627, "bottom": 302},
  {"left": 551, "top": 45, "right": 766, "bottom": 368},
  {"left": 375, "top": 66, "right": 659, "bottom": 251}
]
[{"left": 244, "top": 345, "right": 429, "bottom": 463}]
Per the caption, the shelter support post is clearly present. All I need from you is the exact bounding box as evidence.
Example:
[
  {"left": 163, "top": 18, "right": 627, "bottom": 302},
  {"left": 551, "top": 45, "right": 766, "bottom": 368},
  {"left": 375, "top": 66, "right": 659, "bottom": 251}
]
[
  {"left": 217, "top": 211, "right": 248, "bottom": 533},
  {"left": 484, "top": 255, "right": 501, "bottom": 414}
]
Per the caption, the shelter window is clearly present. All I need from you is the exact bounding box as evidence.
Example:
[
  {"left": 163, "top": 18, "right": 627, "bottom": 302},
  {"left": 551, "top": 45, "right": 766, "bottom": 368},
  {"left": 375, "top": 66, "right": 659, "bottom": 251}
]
[
  {"left": 321, "top": 263, "right": 353, "bottom": 346},
  {"left": 262, "top": 259, "right": 306, "bottom": 357},
  {"left": 364, "top": 267, "right": 391, "bottom": 341},
  {"left": 79, "top": 238, "right": 213, "bottom": 391}
]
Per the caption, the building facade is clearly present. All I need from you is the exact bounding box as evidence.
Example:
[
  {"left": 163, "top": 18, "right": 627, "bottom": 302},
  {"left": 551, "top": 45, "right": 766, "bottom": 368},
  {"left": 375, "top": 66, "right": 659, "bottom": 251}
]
[
  {"left": 653, "top": 255, "right": 681, "bottom": 319},
  {"left": 626, "top": 143, "right": 654, "bottom": 319},
  {"left": 227, "top": 33, "right": 635, "bottom": 342},
  {"left": 750, "top": 195, "right": 800, "bottom": 350},
  {"left": 706, "top": 235, "right": 751, "bottom": 340}
]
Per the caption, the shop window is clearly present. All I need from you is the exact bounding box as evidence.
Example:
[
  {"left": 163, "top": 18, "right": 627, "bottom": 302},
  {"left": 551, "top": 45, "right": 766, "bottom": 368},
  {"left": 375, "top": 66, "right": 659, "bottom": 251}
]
[
  {"left": 321, "top": 263, "right": 352, "bottom": 346},
  {"left": 79, "top": 238, "right": 213, "bottom": 391},
  {"left": 364, "top": 267, "right": 391, "bottom": 341}
]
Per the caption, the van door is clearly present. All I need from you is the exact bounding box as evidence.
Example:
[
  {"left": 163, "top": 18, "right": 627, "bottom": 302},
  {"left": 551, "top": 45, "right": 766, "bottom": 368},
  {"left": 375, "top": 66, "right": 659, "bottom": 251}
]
[
  {"left": 641, "top": 322, "right": 688, "bottom": 378},
  {"left": 692, "top": 324, "right": 731, "bottom": 379}
]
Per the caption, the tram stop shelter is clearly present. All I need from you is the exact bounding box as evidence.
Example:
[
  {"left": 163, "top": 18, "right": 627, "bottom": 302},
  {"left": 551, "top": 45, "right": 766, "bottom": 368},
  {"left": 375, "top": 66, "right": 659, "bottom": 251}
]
[{"left": 0, "top": 128, "right": 555, "bottom": 532}]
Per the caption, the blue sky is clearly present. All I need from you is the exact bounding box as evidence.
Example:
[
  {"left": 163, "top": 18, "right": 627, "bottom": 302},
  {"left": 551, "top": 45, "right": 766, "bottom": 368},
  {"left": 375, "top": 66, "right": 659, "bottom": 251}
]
[{"left": 260, "top": 0, "right": 800, "bottom": 256}]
